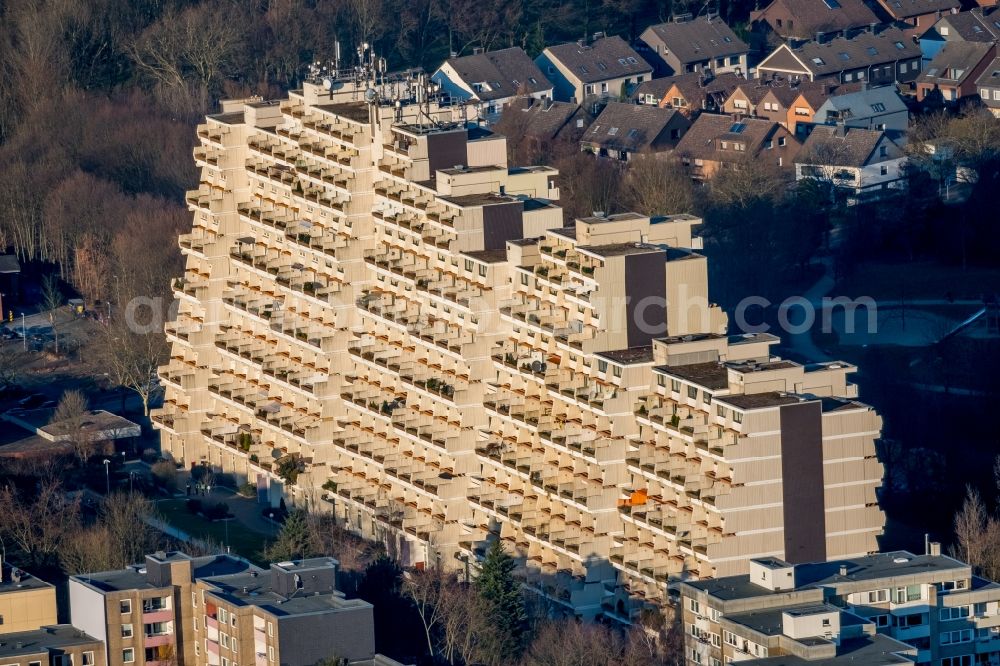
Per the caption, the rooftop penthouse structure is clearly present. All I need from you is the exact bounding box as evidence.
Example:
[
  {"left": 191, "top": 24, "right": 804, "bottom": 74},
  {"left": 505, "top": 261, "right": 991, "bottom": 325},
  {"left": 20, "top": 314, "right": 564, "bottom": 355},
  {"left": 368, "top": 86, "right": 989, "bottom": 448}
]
[{"left": 154, "top": 53, "right": 886, "bottom": 620}]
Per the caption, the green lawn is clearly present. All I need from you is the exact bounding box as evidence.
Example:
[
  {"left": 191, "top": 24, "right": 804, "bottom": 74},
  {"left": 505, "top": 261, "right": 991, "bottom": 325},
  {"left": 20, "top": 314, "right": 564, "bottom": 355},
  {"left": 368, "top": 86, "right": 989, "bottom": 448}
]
[{"left": 156, "top": 498, "right": 271, "bottom": 563}]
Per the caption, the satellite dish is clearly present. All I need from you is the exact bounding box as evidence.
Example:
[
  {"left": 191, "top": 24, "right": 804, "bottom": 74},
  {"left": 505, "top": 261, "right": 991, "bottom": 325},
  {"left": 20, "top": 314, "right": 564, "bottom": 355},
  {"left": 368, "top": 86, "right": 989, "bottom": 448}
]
[
  {"left": 271, "top": 448, "right": 283, "bottom": 460},
  {"left": 364, "top": 87, "right": 377, "bottom": 103},
  {"left": 531, "top": 360, "right": 545, "bottom": 373},
  {"left": 322, "top": 77, "right": 333, "bottom": 90}
]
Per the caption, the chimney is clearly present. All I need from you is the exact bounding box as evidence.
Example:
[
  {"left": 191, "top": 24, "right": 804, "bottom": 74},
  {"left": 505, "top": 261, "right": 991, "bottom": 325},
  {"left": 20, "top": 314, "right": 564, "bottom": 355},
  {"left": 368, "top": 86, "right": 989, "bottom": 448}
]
[
  {"left": 835, "top": 120, "right": 847, "bottom": 137},
  {"left": 930, "top": 542, "right": 942, "bottom": 557},
  {"left": 839, "top": 564, "right": 849, "bottom": 576}
]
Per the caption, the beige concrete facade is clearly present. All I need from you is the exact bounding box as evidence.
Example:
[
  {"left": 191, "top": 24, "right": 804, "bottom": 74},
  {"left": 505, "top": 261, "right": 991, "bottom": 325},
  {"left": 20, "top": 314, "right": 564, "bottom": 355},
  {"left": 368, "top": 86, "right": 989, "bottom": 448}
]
[
  {"left": 70, "top": 553, "right": 382, "bottom": 666},
  {"left": 680, "top": 552, "right": 1000, "bottom": 666},
  {"left": 0, "top": 563, "right": 58, "bottom": 634},
  {"left": 154, "top": 72, "right": 885, "bottom": 619}
]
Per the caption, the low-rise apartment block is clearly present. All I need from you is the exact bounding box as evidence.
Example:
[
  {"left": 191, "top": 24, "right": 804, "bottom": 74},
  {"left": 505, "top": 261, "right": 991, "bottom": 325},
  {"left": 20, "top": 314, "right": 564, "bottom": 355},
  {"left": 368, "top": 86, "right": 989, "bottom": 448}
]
[
  {"left": 0, "top": 625, "right": 107, "bottom": 666},
  {"left": 70, "top": 552, "right": 391, "bottom": 666},
  {"left": 680, "top": 550, "right": 1000, "bottom": 665},
  {"left": 0, "top": 561, "right": 58, "bottom": 634},
  {"left": 153, "top": 62, "right": 885, "bottom": 619}
]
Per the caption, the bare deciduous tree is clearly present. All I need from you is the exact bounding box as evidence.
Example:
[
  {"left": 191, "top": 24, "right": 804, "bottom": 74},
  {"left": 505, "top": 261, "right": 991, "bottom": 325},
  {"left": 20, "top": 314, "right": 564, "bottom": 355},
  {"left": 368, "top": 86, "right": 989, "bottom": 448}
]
[
  {"left": 51, "top": 389, "right": 98, "bottom": 463},
  {"left": 99, "top": 307, "right": 168, "bottom": 416},
  {"left": 623, "top": 154, "right": 696, "bottom": 216},
  {"left": 0, "top": 479, "right": 81, "bottom": 567},
  {"left": 41, "top": 273, "right": 62, "bottom": 354},
  {"left": 402, "top": 566, "right": 452, "bottom": 659}
]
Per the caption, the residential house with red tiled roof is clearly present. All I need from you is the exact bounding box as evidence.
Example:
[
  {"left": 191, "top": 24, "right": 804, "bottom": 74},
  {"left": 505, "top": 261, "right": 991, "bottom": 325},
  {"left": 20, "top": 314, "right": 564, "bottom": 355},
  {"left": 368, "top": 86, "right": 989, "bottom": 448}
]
[
  {"left": 873, "top": 0, "right": 960, "bottom": 39},
  {"left": 795, "top": 125, "right": 908, "bottom": 201},
  {"left": 916, "top": 41, "right": 996, "bottom": 103},
  {"left": 674, "top": 113, "right": 801, "bottom": 178},
  {"left": 750, "top": 0, "right": 881, "bottom": 47},
  {"left": 638, "top": 16, "right": 749, "bottom": 77},
  {"left": 580, "top": 102, "right": 690, "bottom": 160},
  {"left": 432, "top": 47, "right": 553, "bottom": 124},
  {"left": 535, "top": 36, "right": 653, "bottom": 107},
  {"left": 632, "top": 72, "right": 744, "bottom": 116},
  {"left": 756, "top": 27, "right": 923, "bottom": 84}
]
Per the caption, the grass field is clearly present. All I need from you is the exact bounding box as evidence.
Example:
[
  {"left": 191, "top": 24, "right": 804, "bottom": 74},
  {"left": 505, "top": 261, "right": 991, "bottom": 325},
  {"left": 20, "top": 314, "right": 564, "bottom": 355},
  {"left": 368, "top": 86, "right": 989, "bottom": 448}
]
[{"left": 156, "top": 498, "right": 271, "bottom": 563}]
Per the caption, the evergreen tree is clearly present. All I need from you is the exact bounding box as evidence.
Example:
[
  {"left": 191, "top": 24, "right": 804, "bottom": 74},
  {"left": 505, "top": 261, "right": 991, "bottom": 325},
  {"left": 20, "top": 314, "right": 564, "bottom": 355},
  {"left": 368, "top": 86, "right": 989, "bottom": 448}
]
[
  {"left": 475, "top": 539, "right": 528, "bottom": 661},
  {"left": 266, "top": 509, "right": 312, "bottom": 561}
]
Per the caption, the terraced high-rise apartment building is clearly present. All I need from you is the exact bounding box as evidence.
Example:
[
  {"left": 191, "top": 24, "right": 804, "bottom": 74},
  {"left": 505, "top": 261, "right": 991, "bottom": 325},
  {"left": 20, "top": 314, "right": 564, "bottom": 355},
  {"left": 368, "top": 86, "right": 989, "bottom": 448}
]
[{"left": 153, "top": 63, "right": 885, "bottom": 620}]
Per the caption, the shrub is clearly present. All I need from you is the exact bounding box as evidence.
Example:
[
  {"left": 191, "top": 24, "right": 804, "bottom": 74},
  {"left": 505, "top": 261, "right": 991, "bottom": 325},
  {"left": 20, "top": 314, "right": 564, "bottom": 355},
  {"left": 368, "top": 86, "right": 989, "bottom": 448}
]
[
  {"left": 151, "top": 460, "right": 178, "bottom": 491},
  {"left": 186, "top": 499, "right": 202, "bottom": 514}
]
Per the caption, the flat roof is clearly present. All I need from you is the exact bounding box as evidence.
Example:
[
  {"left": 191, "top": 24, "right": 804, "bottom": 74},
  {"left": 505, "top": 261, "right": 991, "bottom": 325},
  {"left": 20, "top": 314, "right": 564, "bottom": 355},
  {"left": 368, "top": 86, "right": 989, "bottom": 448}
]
[
  {"left": 203, "top": 570, "right": 370, "bottom": 617},
  {"left": 577, "top": 212, "right": 647, "bottom": 225},
  {"left": 687, "top": 551, "right": 970, "bottom": 601},
  {"left": 462, "top": 249, "right": 508, "bottom": 264},
  {"left": 209, "top": 111, "right": 246, "bottom": 125},
  {"left": 314, "top": 102, "right": 369, "bottom": 123},
  {"left": 0, "top": 626, "right": 102, "bottom": 660},
  {"left": 715, "top": 392, "right": 802, "bottom": 410},
  {"left": 73, "top": 555, "right": 254, "bottom": 592},
  {"left": 595, "top": 346, "right": 655, "bottom": 365},
  {"left": 439, "top": 193, "right": 520, "bottom": 207},
  {"left": 738, "top": 634, "right": 916, "bottom": 665},
  {"left": 0, "top": 562, "right": 53, "bottom": 593},
  {"left": 726, "top": 360, "right": 799, "bottom": 373},
  {"left": 654, "top": 361, "right": 729, "bottom": 390},
  {"left": 726, "top": 603, "right": 841, "bottom": 636},
  {"left": 577, "top": 242, "right": 663, "bottom": 258}
]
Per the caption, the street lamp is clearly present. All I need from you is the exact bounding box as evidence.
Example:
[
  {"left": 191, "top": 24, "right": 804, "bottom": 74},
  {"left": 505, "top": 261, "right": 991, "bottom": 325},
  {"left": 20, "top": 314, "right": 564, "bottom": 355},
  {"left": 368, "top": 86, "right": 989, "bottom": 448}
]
[{"left": 102, "top": 458, "right": 111, "bottom": 495}]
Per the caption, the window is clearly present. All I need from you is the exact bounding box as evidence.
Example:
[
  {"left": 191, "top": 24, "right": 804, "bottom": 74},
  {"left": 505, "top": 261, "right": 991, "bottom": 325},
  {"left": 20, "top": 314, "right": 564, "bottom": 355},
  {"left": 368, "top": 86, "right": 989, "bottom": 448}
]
[
  {"left": 82, "top": 653, "right": 94, "bottom": 666},
  {"left": 822, "top": 618, "right": 831, "bottom": 627},
  {"left": 717, "top": 405, "right": 727, "bottom": 418},
  {"left": 464, "top": 259, "right": 473, "bottom": 272},
  {"left": 478, "top": 264, "right": 487, "bottom": 277},
  {"left": 192, "top": 592, "right": 198, "bottom": 607},
  {"left": 520, "top": 272, "right": 529, "bottom": 285},
  {"left": 880, "top": 165, "right": 888, "bottom": 176},
  {"left": 671, "top": 379, "right": 681, "bottom": 393},
  {"left": 585, "top": 84, "right": 595, "bottom": 95},
  {"left": 940, "top": 606, "right": 971, "bottom": 621},
  {"left": 940, "top": 26, "right": 950, "bottom": 36},
  {"left": 687, "top": 386, "right": 698, "bottom": 400},
  {"left": 268, "top": 647, "right": 275, "bottom": 662},
  {"left": 608, "top": 127, "right": 618, "bottom": 136},
  {"left": 689, "top": 598, "right": 700, "bottom": 613},
  {"left": 994, "top": 89, "right": 1000, "bottom": 101},
  {"left": 120, "top": 599, "right": 132, "bottom": 614},
  {"left": 123, "top": 649, "right": 135, "bottom": 664},
  {"left": 598, "top": 360, "right": 608, "bottom": 373},
  {"left": 942, "top": 657, "right": 972, "bottom": 666},
  {"left": 778, "top": 137, "right": 786, "bottom": 146},
  {"left": 795, "top": 106, "right": 810, "bottom": 116},
  {"left": 940, "top": 629, "right": 973, "bottom": 645},
  {"left": 656, "top": 374, "right": 666, "bottom": 387},
  {"left": 601, "top": 82, "right": 609, "bottom": 93},
  {"left": 613, "top": 366, "right": 622, "bottom": 378},
  {"left": 122, "top": 624, "right": 134, "bottom": 638},
  {"left": 221, "top": 633, "right": 230, "bottom": 648},
  {"left": 867, "top": 589, "right": 889, "bottom": 603},
  {"left": 194, "top": 617, "right": 199, "bottom": 632},
  {"left": 267, "top": 622, "right": 273, "bottom": 637},
  {"left": 704, "top": 392, "right": 712, "bottom": 405},
  {"left": 872, "top": 614, "right": 889, "bottom": 627}
]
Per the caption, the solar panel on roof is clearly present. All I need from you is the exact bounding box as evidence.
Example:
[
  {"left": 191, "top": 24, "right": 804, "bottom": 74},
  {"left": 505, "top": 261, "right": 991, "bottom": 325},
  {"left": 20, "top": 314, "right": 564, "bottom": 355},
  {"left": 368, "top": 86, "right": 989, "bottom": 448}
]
[
  {"left": 823, "top": 0, "right": 842, "bottom": 8},
  {"left": 867, "top": 46, "right": 878, "bottom": 55},
  {"left": 729, "top": 122, "right": 746, "bottom": 133}
]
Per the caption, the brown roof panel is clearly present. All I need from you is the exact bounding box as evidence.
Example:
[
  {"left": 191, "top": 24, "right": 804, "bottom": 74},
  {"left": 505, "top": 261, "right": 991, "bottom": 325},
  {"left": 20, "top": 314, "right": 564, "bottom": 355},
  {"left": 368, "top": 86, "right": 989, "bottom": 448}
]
[
  {"left": 640, "top": 18, "right": 748, "bottom": 65},
  {"left": 545, "top": 36, "right": 653, "bottom": 83},
  {"left": 752, "top": 0, "right": 880, "bottom": 39},
  {"left": 442, "top": 47, "right": 552, "bottom": 101}
]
